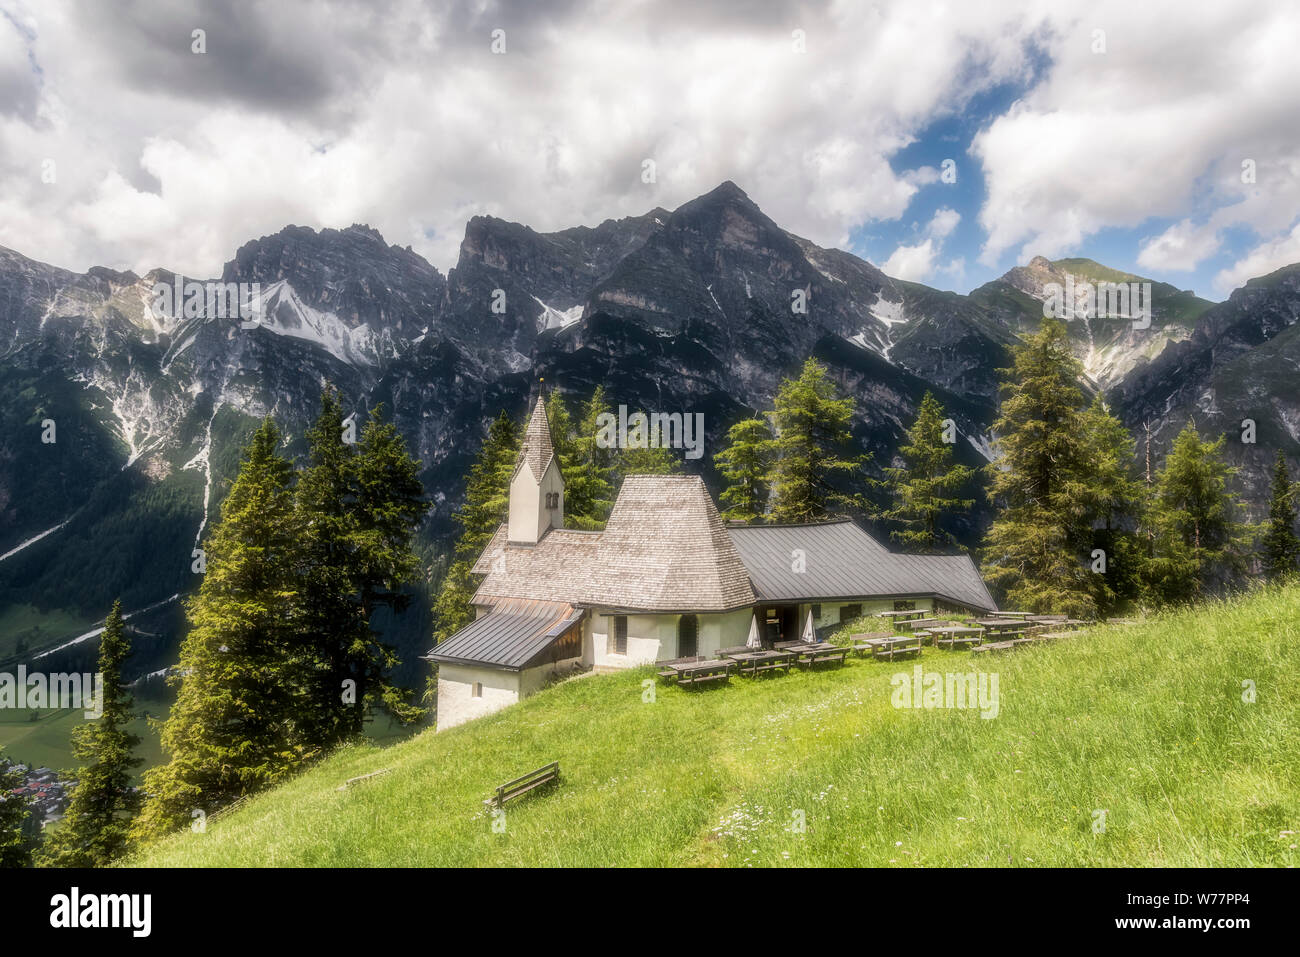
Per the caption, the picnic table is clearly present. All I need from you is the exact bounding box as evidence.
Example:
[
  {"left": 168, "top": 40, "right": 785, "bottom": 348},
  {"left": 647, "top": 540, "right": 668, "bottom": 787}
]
[
  {"left": 785, "top": 641, "right": 850, "bottom": 669},
  {"left": 927, "top": 625, "right": 984, "bottom": 649},
  {"left": 724, "top": 649, "right": 796, "bottom": 677},
  {"left": 896, "top": 616, "right": 946, "bottom": 631},
  {"left": 858, "top": 634, "right": 922, "bottom": 661},
  {"left": 656, "top": 656, "right": 732, "bottom": 686},
  {"left": 849, "top": 631, "right": 893, "bottom": 656},
  {"left": 877, "top": 609, "right": 925, "bottom": 622},
  {"left": 973, "top": 618, "right": 1031, "bottom": 636}
]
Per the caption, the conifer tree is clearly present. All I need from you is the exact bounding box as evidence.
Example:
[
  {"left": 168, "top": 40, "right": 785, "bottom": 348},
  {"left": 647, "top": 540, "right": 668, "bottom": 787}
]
[
  {"left": 768, "top": 358, "right": 862, "bottom": 523},
  {"left": 41, "top": 601, "right": 142, "bottom": 867},
  {"left": 0, "top": 756, "right": 33, "bottom": 868},
  {"left": 881, "top": 391, "right": 975, "bottom": 551},
  {"left": 1260, "top": 450, "right": 1300, "bottom": 580},
  {"left": 295, "top": 388, "right": 426, "bottom": 747},
  {"left": 1145, "top": 421, "right": 1248, "bottom": 603},
  {"left": 715, "top": 417, "right": 774, "bottom": 522},
  {"left": 615, "top": 440, "right": 682, "bottom": 481},
  {"left": 134, "top": 419, "right": 310, "bottom": 841},
  {"left": 568, "top": 387, "right": 616, "bottom": 527},
  {"left": 980, "top": 319, "right": 1098, "bottom": 616},
  {"left": 432, "top": 411, "right": 519, "bottom": 640}
]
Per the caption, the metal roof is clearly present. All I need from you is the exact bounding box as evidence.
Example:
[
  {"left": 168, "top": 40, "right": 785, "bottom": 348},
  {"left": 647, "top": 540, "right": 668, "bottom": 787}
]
[
  {"left": 727, "top": 519, "right": 996, "bottom": 612},
  {"left": 425, "top": 601, "right": 581, "bottom": 671}
]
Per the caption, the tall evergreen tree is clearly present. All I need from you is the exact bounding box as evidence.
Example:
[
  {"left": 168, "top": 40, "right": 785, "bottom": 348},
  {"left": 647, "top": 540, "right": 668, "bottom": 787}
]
[
  {"left": 715, "top": 417, "right": 774, "bottom": 522},
  {"left": 568, "top": 387, "right": 616, "bottom": 527},
  {"left": 134, "top": 419, "right": 311, "bottom": 842},
  {"left": 432, "top": 411, "right": 519, "bottom": 640},
  {"left": 881, "top": 391, "right": 976, "bottom": 551},
  {"left": 768, "top": 358, "right": 863, "bottom": 523},
  {"left": 1073, "top": 396, "right": 1146, "bottom": 615},
  {"left": 980, "top": 319, "right": 1099, "bottom": 616},
  {"left": 615, "top": 440, "right": 682, "bottom": 481},
  {"left": 41, "top": 601, "right": 142, "bottom": 867},
  {"left": 0, "top": 756, "right": 33, "bottom": 868},
  {"left": 295, "top": 388, "right": 426, "bottom": 748},
  {"left": 1260, "top": 450, "right": 1300, "bottom": 580},
  {"left": 1145, "top": 421, "right": 1248, "bottom": 603}
]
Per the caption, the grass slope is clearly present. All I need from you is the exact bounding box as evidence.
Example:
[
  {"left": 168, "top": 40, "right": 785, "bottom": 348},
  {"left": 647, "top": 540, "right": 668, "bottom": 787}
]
[{"left": 129, "top": 586, "right": 1300, "bottom": 867}]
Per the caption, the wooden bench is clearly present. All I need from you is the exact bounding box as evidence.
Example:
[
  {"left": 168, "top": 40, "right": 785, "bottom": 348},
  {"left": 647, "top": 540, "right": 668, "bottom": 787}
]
[
  {"left": 937, "top": 634, "right": 983, "bottom": 650},
  {"left": 676, "top": 661, "right": 732, "bottom": 686},
  {"left": 656, "top": 655, "right": 704, "bottom": 680},
  {"left": 873, "top": 637, "right": 922, "bottom": 660},
  {"left": 972, "top": 640, "right": 1016, "bottom": 656},
  {"left": 850, "top": 632, "right": 893, "bottom": 656},
  {"left": 484, "top": 762, "right": 560, "bottom": 808},
  {"left": 794, "top": 646, "right": 850, "bottom": 669}
]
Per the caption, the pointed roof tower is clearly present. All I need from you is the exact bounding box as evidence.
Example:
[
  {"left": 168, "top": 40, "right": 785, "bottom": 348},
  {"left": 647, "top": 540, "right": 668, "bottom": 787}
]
[{"left": 513, "top": 393, "right": 557, "bottom": 483}]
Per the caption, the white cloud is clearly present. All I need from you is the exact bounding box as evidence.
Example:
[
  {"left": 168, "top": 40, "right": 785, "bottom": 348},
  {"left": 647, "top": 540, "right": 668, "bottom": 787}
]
[
  {"left": 1136, "top": 219, "right": 1223, "bottom": 273},
  {"left": 1214, "top": 220, "right": 1300, "bottom": 292}
]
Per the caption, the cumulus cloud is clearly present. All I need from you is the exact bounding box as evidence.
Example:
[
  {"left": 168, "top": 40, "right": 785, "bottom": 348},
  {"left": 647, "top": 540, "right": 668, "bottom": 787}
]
[
  {"left": 1215, "top": 220, "right": 1300, "bottom": 292},
  {"left": 881, "top": 207, "right": 961, "bottom": 281},
  {"left": 0, "top": 0, "right": 1040, "bottom": 276}
]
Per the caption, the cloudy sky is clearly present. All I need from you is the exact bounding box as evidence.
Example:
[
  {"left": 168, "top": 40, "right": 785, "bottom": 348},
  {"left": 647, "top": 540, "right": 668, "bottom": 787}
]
[{"left": 2, "top": 0, "right": 1298, "bottom": 298}]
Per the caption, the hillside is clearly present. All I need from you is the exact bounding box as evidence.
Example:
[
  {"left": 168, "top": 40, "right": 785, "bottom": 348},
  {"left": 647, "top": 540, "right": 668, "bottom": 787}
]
[{"left": 128, "top": 585, "right": 1300, "bottom": 867}]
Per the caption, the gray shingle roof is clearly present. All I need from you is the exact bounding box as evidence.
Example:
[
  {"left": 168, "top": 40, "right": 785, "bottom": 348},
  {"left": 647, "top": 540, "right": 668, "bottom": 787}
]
[
  {"left": 512, "top": 395, "right": 556, "bottom": 483},
  {"left": 727, "top": 519, "right": 996, "bottom": 612},
  {"left": 425, "top": 600, "right": 581, "bottom": 670},
  {"left": 473, "top": 474, "right": 757, "bottom": 612}
]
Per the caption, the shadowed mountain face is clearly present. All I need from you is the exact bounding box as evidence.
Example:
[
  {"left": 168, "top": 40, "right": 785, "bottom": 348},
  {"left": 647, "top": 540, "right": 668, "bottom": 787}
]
[{"left": 2, "top": 181, "right": 1296, "bottom": 675}]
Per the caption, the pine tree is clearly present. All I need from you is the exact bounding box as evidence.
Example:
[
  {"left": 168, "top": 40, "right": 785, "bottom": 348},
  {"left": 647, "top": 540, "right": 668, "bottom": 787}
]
[
  {"left": 1072, "top": 396, "right": 1146, "bottom": 615},
  {"left": 769, "top": 358, "right": 863, "bottom": 523},
  {"left": 432, "top": 411, "right": 520, "bottom": 640},
  {"left": 1145, "top": 421, "right": 1248, "bottom": 603},
  {"left": 1260, "top": 450, "right": 1300, "bottom": 580},
  {"left": 881, "top": 391, "right": 975, "bottom": 551},
  {"left": 40, "top": 601, "right": 142, "bottom": 867},
  {"left": 295, "top": 388, "right": 426, "bottom": 748},
  {"left": 568, "top": 387, "right": 616, "bottom": 527},
  {"left": 134, "top": 419, "right": 311, "bottom": 841},
  {"left": 615, "top": 441, "right": 682, "bottom": 481},
  {"left": 0, "top": 756, "right": 33, "bottom": 868},
  {"left": 715, "top": 417, "right": 774, "bottom": 522},
  {"left": 980, "top": 319, "right": 1098, "bottom": 616}
]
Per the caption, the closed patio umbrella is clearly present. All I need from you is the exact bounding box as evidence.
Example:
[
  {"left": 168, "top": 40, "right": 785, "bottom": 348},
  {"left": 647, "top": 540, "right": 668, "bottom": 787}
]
[
  {"left": 746, "top": 612, "right": 762, "bottom": 649},
  {"left": 801, "top": 608, "right": 816, "bottom": 642}
]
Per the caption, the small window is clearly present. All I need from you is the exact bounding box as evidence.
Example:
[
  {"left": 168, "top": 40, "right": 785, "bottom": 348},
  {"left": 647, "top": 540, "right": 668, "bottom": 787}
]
[
  {"left": 471, "top": 682, "right": 483, "bottom": 699},
  {"left": 893, "top": 599, "right": 916, "bottom": 611},
  {"left": 811, "top": 603, "right": 822, "bottom": 621},
  {"left": 610, "top": 615, "right": 628, "bottom": 655},
  {"left": 545, "top": 491, "right": 560, "bottom": 509},
  {"left": 840, "top": 604, "right": 862, "bottom": 623}
]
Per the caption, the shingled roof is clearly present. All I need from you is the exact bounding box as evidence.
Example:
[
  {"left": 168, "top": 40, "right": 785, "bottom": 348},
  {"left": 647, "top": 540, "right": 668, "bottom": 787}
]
[
  {"left": 473, "top": 474, "right": 757, "bottom": 612},
  {"left": 512, "top": 395, "right": 556, "bottom": 482},
  {"left": 727, "top": 519, "right": 996, "bottom": 612}
]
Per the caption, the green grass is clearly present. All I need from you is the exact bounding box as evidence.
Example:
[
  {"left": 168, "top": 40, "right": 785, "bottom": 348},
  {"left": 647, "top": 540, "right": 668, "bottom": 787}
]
[
  {"left": 0, "top": 692, "right": 168, "bottom": 778},
  {"left": 127, "top": 585, "right": 1300, "bottom": 867},
  {"left": 0, "top": 604, "right": 94, "bottom": 661}
]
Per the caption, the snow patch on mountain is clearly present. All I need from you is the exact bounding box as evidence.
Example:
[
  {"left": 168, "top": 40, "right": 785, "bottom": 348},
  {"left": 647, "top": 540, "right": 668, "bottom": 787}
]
[
  {"left": 0, "top": 521, "right": 70, "bottom": 562},
  {"left": 532, "top": 297, "right": 583, "bottom": 332},
  {"left": 244, "top": 281, "right": 380, "bottom": 365},
  {"left": 967, "top": 433, "right": 996, "bottom": 462}
]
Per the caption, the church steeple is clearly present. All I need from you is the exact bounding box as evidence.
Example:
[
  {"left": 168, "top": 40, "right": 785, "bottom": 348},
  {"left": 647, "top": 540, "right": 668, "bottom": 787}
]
[{"left": 507, "top": 392, "right": 564, "bottom": 543}]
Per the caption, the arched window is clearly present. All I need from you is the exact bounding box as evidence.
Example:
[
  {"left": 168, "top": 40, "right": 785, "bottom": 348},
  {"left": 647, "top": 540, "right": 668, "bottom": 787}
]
[{"left": 678, "top": 614, "right": 698, "bottom": 657}]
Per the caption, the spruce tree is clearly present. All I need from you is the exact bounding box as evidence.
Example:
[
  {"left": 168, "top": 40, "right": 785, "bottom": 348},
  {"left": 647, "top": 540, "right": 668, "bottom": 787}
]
[
  {"left": 134, "top": 419, "right": 310, "bottom": 841},
  {"left": 615, "top": 441, "right": 682, "bottom": 480},
  {"left": 0, "top": 756, "right": 33, "bottom": 868},
  {"left": 433, "top": 411, "right": 519, "bottom": 640},
  {"left": 768, "top": 358, "right": 863, "bottom": 523},
  {"left": 1145, "top": 421, "right": 1248, "bottom": 603},
  {"left": 295, "top": 388, "right": 426, "bottom": 748},
  {"left": 881, "top": 391, "right": 975, "bottom": 551},
  {"left": 41, "top": 601, "right": 142, "bottom": 867},
  {"left": 715, "top": 417, "right": 774, "bottom": 522},
  {"left": 1260, "top": 450, "right": 1300, "bottom": 580},
  {"left": 980, "top": 319, "right": 1098, "bottom": 616},
  {"left": 568, "top": 387, "right": 616, "bottom": 527}
]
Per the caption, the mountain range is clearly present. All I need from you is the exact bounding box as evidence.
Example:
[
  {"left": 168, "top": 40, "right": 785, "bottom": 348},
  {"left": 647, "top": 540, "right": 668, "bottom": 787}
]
[{"left": 3, "top": 180, "right": 1298, "bottom": 679}]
